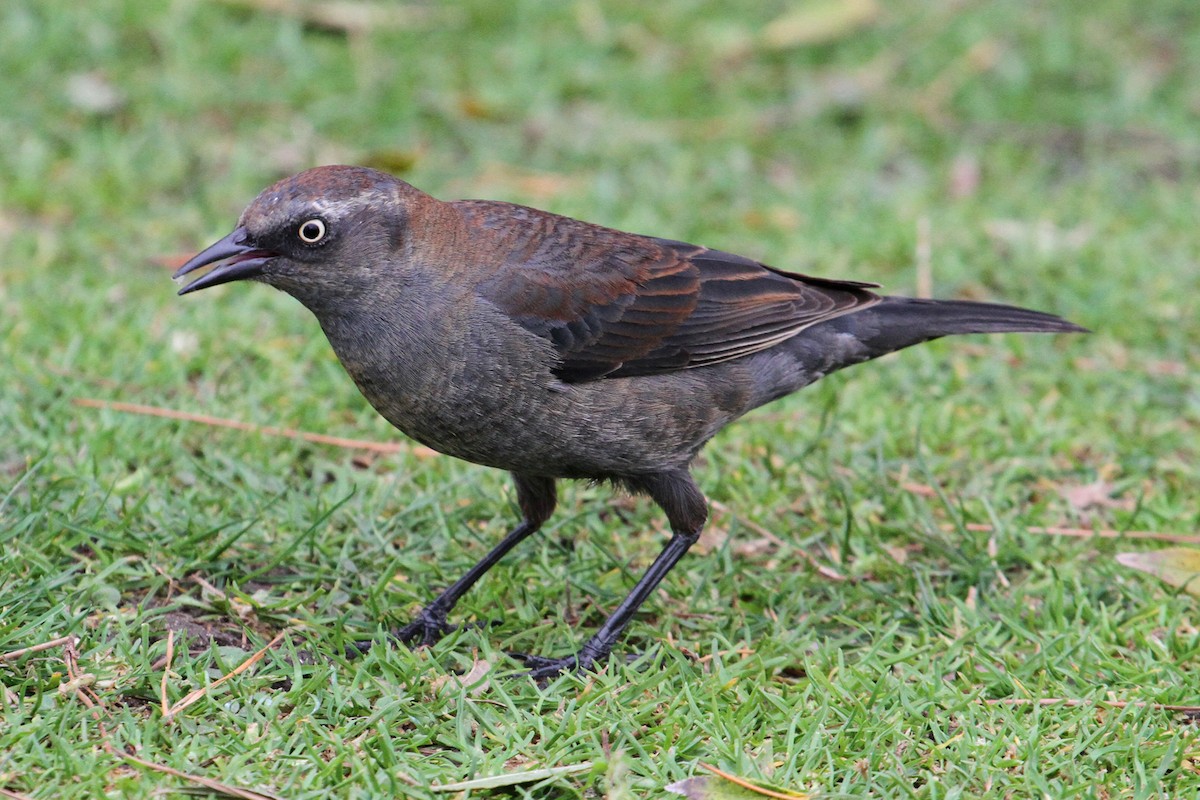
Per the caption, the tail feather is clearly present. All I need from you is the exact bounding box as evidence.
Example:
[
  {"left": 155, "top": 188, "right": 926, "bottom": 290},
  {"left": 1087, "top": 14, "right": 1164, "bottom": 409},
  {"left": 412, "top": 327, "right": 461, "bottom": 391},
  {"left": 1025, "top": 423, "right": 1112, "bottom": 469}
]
[
  {"left": 834, "top": 296, "right": 1086, "bottom": 356},
  {"left": 752, "top": 296, "right": 1084, "bottom": 408}
]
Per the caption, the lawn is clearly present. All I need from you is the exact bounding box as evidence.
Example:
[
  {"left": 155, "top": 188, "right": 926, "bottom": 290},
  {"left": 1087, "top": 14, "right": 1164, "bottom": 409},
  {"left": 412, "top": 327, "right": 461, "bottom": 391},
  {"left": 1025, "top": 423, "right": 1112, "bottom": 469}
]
[{"left": 2, "top": 1, "right": 1198, "bottom": 797}]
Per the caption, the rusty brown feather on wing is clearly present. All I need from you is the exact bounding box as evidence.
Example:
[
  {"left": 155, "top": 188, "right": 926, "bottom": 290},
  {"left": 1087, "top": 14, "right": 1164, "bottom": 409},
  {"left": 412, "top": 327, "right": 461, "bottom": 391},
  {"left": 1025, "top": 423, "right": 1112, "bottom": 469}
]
[
  {"left": 632, "top": 242, "right": 881, "bottom": 375},
  {"left": 459, "top": 201, "right": 699, "bottom": 381},
  {"left": 457, "top": 201, "right": 882, "bottom": 382}
]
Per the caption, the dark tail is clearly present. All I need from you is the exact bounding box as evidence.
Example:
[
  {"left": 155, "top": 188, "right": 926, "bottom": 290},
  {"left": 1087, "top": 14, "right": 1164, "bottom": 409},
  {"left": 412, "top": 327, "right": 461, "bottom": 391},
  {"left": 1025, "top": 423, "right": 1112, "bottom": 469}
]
[
  {"left": 755, "top": 296, "right": 1085, "bottom": 408},
  {"left": 806, "top": 296, "right": 1087, "bottom": 371},
  {"left": 855, "top": 296, "right": 1085, "bottom": 348}
]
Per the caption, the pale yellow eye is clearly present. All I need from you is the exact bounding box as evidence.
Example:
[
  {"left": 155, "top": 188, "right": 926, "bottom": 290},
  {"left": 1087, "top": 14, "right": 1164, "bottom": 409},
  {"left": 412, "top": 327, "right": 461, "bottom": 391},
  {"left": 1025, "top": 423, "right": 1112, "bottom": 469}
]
[{"left": 297, "top": 219, "right": 326, "bottom": 244}]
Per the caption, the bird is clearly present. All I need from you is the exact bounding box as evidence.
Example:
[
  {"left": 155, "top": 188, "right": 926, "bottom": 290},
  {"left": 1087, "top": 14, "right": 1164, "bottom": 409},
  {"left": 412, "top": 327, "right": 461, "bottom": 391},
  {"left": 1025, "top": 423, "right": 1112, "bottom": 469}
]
[{"left": 174, "top": 165, "right": 1085, "bottom": 678}]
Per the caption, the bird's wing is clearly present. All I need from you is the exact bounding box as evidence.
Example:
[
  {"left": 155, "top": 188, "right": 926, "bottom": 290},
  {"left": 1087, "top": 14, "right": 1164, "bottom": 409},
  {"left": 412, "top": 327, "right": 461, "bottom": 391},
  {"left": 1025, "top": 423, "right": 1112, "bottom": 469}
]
[{"left": 459, "top": 201, "right": 882, "bottom": 382}]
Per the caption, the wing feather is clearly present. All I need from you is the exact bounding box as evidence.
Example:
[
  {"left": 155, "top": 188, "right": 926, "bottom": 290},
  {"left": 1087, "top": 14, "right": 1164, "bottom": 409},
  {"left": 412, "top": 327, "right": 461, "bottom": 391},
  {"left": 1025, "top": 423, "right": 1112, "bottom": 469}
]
[{"left": 459, "top": 201, "right": 880, "bottom": 382}]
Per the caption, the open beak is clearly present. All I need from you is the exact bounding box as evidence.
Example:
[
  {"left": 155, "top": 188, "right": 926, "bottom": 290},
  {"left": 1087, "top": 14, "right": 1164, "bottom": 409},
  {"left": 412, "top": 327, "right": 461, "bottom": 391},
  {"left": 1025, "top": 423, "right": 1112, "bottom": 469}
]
[{"left": 173, "top": 227, "right": 277, "bottom": 295}]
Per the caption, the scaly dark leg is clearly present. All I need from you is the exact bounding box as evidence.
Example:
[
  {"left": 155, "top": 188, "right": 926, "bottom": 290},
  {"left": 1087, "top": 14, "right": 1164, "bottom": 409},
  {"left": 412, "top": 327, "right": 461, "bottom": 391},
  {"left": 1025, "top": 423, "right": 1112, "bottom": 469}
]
[
  {"left": 513, "top": 469, "right": 708, "bottom": 679},
  {"left": 392, "top": 473, "right": 556, "bottom": 647}
]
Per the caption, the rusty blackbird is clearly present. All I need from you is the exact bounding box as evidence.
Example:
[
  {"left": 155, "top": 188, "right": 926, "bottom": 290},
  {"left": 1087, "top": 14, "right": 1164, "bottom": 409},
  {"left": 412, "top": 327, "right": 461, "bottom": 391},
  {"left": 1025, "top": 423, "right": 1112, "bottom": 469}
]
[{"left": 175, "top": 165, "right": 1085, "bottom": 677}]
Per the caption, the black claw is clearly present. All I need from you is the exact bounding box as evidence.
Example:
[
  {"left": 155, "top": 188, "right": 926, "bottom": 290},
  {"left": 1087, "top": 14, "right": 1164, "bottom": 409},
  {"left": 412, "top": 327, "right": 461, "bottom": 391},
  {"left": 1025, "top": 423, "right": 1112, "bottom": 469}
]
[
  {"left": 508, "top": 646, "right": 621, "bottom": 679},
  {"left": 529, "top": 661, "right": 578, "bottom": 680},
  {"left": 508, "top": 651, "right": 586, "bottom": 680},
  {"left": 452, "top": 618, "right": 500, "bottom": 634},
  {"left": 393, "top": 608, "right": 455, "bottom": 648},
  {"left": 344, "top": 639, "right": 374, "bottom": 659}
]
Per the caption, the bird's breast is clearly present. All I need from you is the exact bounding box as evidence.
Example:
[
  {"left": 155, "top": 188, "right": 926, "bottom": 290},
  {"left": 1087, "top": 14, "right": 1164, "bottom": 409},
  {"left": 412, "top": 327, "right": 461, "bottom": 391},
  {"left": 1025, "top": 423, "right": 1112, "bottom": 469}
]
[{"left": 314, "top": 300, "right": 568, "bottom": 468}]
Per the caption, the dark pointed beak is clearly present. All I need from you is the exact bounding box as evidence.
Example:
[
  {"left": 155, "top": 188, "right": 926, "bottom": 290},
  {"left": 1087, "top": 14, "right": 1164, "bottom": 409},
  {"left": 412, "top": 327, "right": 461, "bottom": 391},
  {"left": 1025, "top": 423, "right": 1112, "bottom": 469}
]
[{"left": 173, "top": 227, "right": 277, "bottom": 295}]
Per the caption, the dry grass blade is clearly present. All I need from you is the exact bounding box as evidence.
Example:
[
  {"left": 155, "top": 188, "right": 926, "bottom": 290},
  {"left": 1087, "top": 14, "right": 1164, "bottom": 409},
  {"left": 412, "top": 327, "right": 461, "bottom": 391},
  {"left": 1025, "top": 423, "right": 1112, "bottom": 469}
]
[
  {"left": 696, "top": 762, "right": 809, "bottom": 799},
  {"left": 215, "top": 0, "right": 450, "bottom": 35},
  {"left": 74, "top": 397, "right": 437, "bottom": 457},
  {"left": 119, "top": 752, "right": 284, "bottom": 800},
  {"left": 160, "top": 629, "right": 175, "bottom": 717},
  {"left": 162, "top": 630, "right": 290, "bottom": 722},
  {"left": 429, "top": 763, "right": 592, "bottom": 792},
  {"left": 960, "top": 522, "right": 1200, "bottom": 544},
  {"left": 693, "top": 646, "right": 756, "bottom": 665},
  {"left": 0, "top": 635, "right": 73, "bottom": 662},
  {"left": 57, "top": 635, "right": 281, "bottom": 799},
  {"left": 985, "top": 698, "right": 1200, "bottom": 713},
  {"left": 0, "top": 787, "right": 35, "bottom": 800}
]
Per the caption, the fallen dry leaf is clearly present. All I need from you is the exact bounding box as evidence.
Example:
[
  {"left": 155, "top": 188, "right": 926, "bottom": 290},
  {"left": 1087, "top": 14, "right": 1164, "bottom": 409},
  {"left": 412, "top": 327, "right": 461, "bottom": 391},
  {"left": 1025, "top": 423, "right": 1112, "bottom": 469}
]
[
  {"left": 1060, "top": 479, "right": 1134, "bottom": 514},
  {"left": 1117, "top": 548, "right": 1200, "bottom": 597}
]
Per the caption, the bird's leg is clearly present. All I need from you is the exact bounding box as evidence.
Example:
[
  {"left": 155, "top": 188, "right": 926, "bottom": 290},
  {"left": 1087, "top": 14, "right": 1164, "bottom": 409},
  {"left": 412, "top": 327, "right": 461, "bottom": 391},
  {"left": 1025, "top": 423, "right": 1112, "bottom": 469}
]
[
  {"left": 393, "top": 521, "right": 536, "bottom": 646},
  {"left": 392, "top": 473, "right": 556, "bottom": 648},
  {"left": 514, "top": 470, "right": 708, "bottom": 679}
]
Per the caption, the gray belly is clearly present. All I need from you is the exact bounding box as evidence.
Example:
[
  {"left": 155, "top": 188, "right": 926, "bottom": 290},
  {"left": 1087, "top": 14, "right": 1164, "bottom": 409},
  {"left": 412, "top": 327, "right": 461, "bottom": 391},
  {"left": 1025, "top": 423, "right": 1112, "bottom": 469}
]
[
  {"left": 316, "top": 302, "right": 818, "bottom": 479},
  {"left": 333, "top": 345, "right": 763, "bottom": 478}
]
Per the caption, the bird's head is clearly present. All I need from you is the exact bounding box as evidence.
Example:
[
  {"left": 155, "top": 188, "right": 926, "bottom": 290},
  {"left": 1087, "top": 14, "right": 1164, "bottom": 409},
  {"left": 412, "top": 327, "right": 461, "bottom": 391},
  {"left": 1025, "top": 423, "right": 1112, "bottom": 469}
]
[{"left": 174, "top": 166, "right": 432, "bottom": 307}]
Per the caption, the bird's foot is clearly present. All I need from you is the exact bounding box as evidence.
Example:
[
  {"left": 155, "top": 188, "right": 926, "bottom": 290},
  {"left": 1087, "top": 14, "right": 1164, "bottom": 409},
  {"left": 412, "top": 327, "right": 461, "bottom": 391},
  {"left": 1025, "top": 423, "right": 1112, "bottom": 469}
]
[
  {"left": 508, "top": 641, "right": 618, "bottom": 680},
  {"left": 344, "top": 639, "right": 373, "bottom": 659},
  {"left": 342, "top": 612, "right": 453, "bottom": 658},
  {"left": 393, "top": 607, "right": 455, "bottom": 648},
  {"left": 345, "top": 613, "right": 500, "bottom": 659},
  {"left": 509, "top": 652, "right": 591, "bottom": 680}
]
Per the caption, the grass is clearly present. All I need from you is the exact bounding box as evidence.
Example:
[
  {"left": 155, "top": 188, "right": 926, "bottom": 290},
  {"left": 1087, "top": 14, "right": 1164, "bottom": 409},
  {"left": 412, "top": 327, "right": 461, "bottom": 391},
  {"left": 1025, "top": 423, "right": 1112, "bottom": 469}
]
[{"left": 2, "top": 0, "right": 1198, "bottom": 797}]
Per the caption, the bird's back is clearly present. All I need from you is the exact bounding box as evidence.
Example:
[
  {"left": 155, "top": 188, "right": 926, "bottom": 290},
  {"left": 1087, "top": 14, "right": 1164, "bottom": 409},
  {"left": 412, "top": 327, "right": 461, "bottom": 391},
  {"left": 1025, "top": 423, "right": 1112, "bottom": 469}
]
[{"left": 454, "top": 199, "right": 882, "bottom": 382}]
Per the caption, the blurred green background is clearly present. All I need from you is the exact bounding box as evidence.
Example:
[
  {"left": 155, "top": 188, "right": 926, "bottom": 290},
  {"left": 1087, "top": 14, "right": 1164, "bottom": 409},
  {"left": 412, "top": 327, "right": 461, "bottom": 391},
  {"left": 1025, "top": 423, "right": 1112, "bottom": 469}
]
[{"left": 2, "top": 1, "right": 1198, "bottom": 798}]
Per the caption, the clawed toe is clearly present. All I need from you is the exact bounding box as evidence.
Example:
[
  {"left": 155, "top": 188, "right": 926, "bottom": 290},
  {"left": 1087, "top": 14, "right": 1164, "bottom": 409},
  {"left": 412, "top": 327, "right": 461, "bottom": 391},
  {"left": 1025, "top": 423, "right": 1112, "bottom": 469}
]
[
  {"left": 393, "top": 609, "right": 455, "bottom": 648},
  {"left": 393, "top": 609, "right": 506, "bottom": 647},
  {"left": 507, "top": 651, "right": 586, "bottom": 679},
  {"left": 344, "top": 639, "right": 374, "bottom": 659}
]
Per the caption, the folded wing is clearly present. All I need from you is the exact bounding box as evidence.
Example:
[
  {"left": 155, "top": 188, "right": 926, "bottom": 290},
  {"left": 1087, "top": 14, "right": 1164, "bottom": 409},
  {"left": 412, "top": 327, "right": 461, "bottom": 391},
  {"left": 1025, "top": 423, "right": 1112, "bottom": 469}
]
[{"left": 461, "top": 201, "right": 881, "bottom": 382}]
